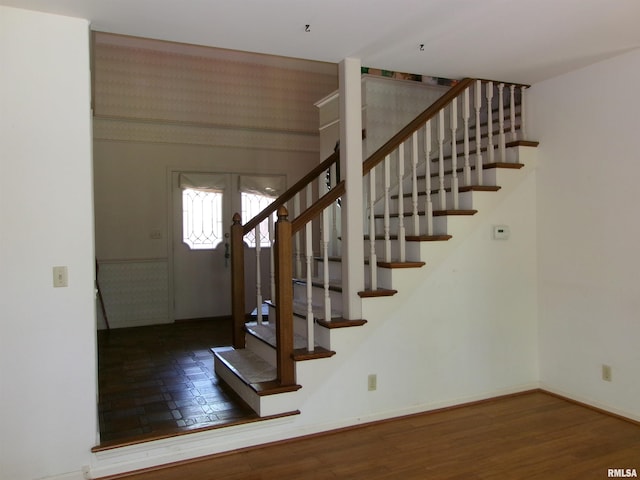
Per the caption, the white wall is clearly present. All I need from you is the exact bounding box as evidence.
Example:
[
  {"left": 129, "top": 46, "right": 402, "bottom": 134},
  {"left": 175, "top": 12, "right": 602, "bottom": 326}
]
[
  {"left": 0, "top": 6, "right": 96, "bottom": 480},
  {"left": 530, "top": 48, "right": 640, "bottom": 420}
]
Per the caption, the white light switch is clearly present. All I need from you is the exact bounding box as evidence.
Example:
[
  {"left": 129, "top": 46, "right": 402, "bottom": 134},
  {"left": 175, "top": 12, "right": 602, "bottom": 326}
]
[
  {"left": 493, "top": 225, "right": 510, "bottom": 240},
  {"left": 53, "top": 266, "right": 68, "bottom": 288}
]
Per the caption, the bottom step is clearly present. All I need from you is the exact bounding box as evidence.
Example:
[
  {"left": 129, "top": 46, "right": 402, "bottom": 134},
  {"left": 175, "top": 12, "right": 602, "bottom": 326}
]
[{"left": 212, "top": 346, "right": 301, "bottom": 417}]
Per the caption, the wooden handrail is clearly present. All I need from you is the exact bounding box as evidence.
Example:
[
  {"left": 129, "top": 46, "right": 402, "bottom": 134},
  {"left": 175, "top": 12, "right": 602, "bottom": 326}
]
[
  {"left": 291, "top": 181, "right": 345, "bottom": 234},
  {"left": 230, "top": 213, "right": 246, "bottom": 349},
  {"left": 242, "top": 151, "right": 339, "bottom": 235},
  {"left": 362, "top": 78, "right": 475, "bottom": 176}
]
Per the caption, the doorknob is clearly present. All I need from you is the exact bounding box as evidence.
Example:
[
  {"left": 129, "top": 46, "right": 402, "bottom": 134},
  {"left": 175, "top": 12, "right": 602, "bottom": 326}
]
[{"left": 224, "top": 237, "right": 230, "bottom": 268}]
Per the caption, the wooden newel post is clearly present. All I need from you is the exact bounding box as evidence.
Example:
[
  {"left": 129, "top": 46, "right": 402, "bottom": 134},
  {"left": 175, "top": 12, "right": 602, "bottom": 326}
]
[
  {"left": 231, "top": 213, "right": 245, "bottom": 349},
  {"left": 274, "top": 206, "right": 295, "bottom": 386}
]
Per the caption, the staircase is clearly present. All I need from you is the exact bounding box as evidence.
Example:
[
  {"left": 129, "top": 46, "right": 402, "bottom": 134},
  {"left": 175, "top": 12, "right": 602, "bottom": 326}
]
[{"left": 213, "top": 77, "right": 538, "bottom": 417}]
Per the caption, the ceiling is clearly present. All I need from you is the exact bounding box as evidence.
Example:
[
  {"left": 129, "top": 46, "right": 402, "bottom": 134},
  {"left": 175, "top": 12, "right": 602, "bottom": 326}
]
[{"left": 3, "top": 0, "right": 640, "bottom": 84}]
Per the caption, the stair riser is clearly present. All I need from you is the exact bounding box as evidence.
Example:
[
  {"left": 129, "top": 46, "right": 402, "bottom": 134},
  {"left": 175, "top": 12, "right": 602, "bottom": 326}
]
[
  {"left": 246, "top": 333, "right": 276, "bottom": 366},
  {"left": 292, "top": 316, "right": 332, "bottom": 349},
  {"left": 293, "top": 283, "right": 343, "bottom": 314},
  {"left": 314, "top": 259, "right": 342, "bottom": 283},
  {"left": 371, "top": 214, "right": 450, "bottom": 238},
  {"left": 391, "top": 190, "right": 474, "bottom": 213}
]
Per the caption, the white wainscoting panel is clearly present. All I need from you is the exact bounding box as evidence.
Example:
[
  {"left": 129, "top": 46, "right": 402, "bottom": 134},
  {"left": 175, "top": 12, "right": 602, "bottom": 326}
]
[{"left": 97, "top": 259, "right": 169, "bottom": 329}]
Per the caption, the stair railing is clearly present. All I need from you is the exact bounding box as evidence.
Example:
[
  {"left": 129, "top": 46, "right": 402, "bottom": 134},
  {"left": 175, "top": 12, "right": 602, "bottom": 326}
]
[
  {"left": 231, "top": 77, "right": 529, "bottom": 388},
  {"left": 230, "top": 151, "right": 340, "bottom": 386},
  {"left": 362, "top": 79, "right": 528, "bottom": 288}
]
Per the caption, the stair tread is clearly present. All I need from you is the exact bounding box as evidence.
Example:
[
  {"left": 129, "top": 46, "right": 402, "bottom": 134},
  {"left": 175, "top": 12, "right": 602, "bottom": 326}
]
[
  {"left": 391, "top": 185, "right": 501, "bottom": 199},
  {"left": 245, "top": 322, "right": 309, "bottom": 350},
  {"left": 373, "top": 209, "right": 477, "bottom": 219},
  {"left": 375, "top": 261, "right": 426, "bottom": 268},
  {"left": 265, "top": 299, "right": 343, "bottom": 321},
  {"left": 293, "top": 278, "right": 342, "bottom": 292},
  {"left": 316, "top": 318, "right": 368, "bottom": 328},
  {"left": 364, "top": 234, "right": 452, "bottom": 242},
  {"left": 430, "top": 137, "right": 533, "bottom": 162},
  {"left": 406, "top": 234, "right": 453, "bottom": 242},
  {"left": 419, "top": 163, "right": 524, "bottom": 179},
  {"left": 358, "top": 288, "right": 398, "bottom": 298},
  {"left": 213, "top": 346, "right": 276, "bottom": 384}
]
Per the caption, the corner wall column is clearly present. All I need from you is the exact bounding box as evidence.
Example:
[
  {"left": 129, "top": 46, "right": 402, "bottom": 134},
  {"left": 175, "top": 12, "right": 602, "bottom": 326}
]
[{"left": 339, "top": 58, "right": 364, "bottom": 319}]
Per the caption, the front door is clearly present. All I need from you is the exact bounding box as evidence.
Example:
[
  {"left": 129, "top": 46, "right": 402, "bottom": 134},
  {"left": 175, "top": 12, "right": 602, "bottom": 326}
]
[{"left": 172, "top": 171, "right": 235, "bottom": 320}]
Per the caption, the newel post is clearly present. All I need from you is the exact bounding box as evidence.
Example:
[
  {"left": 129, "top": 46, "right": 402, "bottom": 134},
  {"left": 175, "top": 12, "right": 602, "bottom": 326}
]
[
  {"left": 230, "top": 213, "right": 245, "bottom": 349},
  {"left": 274, "top": 206, "right": 295, "bottom": 386}
]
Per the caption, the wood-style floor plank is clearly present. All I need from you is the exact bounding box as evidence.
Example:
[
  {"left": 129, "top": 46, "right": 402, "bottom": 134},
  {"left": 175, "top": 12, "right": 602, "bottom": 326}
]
[{"left": 104, "top": 392, "right": 640, "bottom": 480}]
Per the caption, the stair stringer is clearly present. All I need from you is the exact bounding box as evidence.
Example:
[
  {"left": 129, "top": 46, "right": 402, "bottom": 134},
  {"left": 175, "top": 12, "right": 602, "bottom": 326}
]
[{"left": 357, "top": 145, "right": 539, "bottom": 410}]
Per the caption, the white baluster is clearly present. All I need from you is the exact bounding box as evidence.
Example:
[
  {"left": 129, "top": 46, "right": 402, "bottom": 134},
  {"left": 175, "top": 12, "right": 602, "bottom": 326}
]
[
  {"left": 510, "top": 84, "right": 517, "bottom": 142},
  {"left": 330, "top": 163, "right": 339, "bottom": 257},
  {"left": 424, "top": 120, "right": 433, "bottom": 236},
  {"left": 293, "top": 194, "right": 302, "bottom": 278},
  {"left": 475, "top": 80, "right": 484, "bottom": 185},
  {"left": 306, "top": 182, "right": 313, "bottom": 212},
  {"left": 322, "top": 209, "right": 332, "bottom": 322},
  {"left": 383, "top": 155, "right": 391, "bottom": 263},
  {"left": 520, "top": 85, "right": 527, "bottom": 140},
  {"left": 450, "top": 97, "right": 459, "bottom": 210},
  {"left": 437, "top": 109, "right": 446, "bottom": 210},
  {"left": 411, "top": 131, "right": 420, "bottom": 236},
  {"left": 462, "top": 87, "right": 471, "bottom": 187},
  {"left": 498, "top": 83, "right": 506, "bottom": 163},
  {"left": 486, "top": 81, "right": 495, "bottom": 164},
  {"left": 255, "top": 225, "right": 263, "bottom": 324},
  {"left": 368, "top": 168, "right": 377, "bottom": 290},
  {"left": 397, "top": 144, "right": 406, "bottom": 262},
  {"left": 305, "top": 221, "right": 314, "bottom": 351}
]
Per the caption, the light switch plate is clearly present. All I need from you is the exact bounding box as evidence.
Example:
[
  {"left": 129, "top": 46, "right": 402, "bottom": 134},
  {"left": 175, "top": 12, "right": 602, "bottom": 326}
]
[
  {"left": 53, "top": 266, "right": 68, "bottom": 288},
  {"left": 493, "top": 225, "right": 510, "bottom": 240}
]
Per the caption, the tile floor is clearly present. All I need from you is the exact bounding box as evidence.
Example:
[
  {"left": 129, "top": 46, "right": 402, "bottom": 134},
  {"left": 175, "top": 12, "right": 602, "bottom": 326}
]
[{"left": 97, "top": 318, "right": 257, "bottom": 446}]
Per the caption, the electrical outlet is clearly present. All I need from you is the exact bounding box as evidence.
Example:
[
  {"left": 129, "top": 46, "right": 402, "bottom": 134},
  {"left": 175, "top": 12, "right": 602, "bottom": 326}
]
[
  {"left": 368, "top": 374, "right": 377, "bottom": 391},
  {"left": 602, "top": 364, "right": 612, "bottom": 382}
]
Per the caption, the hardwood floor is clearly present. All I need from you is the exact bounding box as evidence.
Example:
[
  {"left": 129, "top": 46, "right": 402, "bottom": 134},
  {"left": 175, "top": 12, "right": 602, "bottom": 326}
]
[{"left": 102, "top": 391, "right": 640, "bottom": 479}]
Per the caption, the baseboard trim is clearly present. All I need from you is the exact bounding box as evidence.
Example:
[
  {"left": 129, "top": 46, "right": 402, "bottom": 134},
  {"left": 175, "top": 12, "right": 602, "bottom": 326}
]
[
  {"left": 91, "top": 384, "right": 640, "bottom": 479},
  {"left": 90, "top": 384, "right": 539, "bottom": 479},
  {"left": 538, "top": 386, "right": 640, "bottom": 426}
]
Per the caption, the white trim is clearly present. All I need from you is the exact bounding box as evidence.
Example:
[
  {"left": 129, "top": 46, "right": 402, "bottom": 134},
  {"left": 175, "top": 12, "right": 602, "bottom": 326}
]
[
  {"left": 88, "top": 383, "right": 538, "bottom": 478},
  {"left": 540, "top": 384, "right": 640, "bottom": 423}
]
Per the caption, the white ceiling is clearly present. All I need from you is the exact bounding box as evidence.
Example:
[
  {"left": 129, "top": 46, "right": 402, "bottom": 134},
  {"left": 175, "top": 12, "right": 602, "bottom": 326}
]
[{"left": 3, "top": 0, "right": 640, "bottom": 84}]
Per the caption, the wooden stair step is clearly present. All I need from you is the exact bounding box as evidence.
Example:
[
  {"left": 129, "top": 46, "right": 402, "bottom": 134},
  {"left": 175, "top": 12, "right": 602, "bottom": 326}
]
[
  {"left": 431, "top": 139, "right": 536, "bottom": 163},
  {"left": 245, "top": 322, "right": 336, "bottom": 361},
  {"left": 456, "top": 124, "right": 521, "bottom": 146},
  {"left": 212, "top": 346, "right": 301, "bottom": 396},
  {"left": 265, "top": 299, "right": 343, "bottom": 322},
  {"left": 419, "top": 162, "right": 524, "bottom": 179},
  {"left": 294, "top": 278, "right": 342, "bottom": 292},
  {"left": 391, "top": 185, "right": 501, "bottom": 199},
  {"left": 357, "top": 288, "right": 397, "bottom": 298},
  {"left": 374, "top": 209, "right": 477, "bottom": 219},
  {"left": 316, "top": 256, "right": 424, "bottom": 269},
  {"left": 406, "top": 234, "right": 453, "bottom": 242},
  {"left": 264, "top": 302, "right": 367, "bottom": 329},
  {"left": 364, "top": 234, "right": 452, "bottom": 242},
  {"left": 375, "top": 260, "right": 426, "bottom": 269},
  {"left": 316, "top": 318, "right": 368, "bottom": 329}
]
